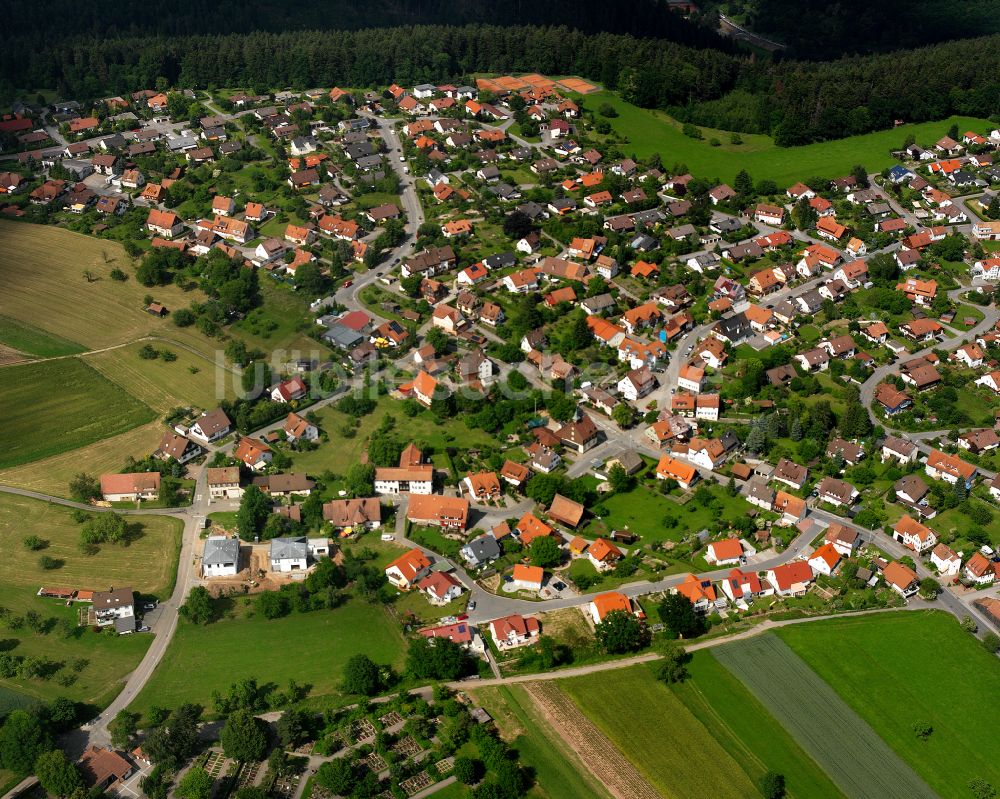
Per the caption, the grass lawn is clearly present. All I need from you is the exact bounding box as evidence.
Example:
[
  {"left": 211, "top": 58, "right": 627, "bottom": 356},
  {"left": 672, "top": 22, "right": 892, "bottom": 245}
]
[
  {"left": 128, "top": 599, "right": 406, "bottom": 722},
  {"left": 777, "top": 611, "right": 1000, "bottom": 798},
  {"left": 584, "top": 483, "right": 748, "bottom": 545},
  {"left": 0, "top": 359, "right": 155, "bottom": 469},
  {"left": 930, "top": 499, "right": 1000, "bottom": 550},
  {"left": 0, "top": 220, "right": 216, "bottom": 354},
  {"left": 85, "top": 342, "right": 231, "bottom": 414},
  {"left": 233, "top": 280, "right": 322, "bottom": 356},
  {"left": 471, "top": 684, "right": 611, "bottom": 799},
  {"left": 0, "top": 314, "right": 86, "bottom": 358},
  {"left": 588, "top": 91, "right": 991, "bottom": 187},
  {"left": 560, "top": 666, "right": 759, "bottom": 798},
  {"left": 353, "top": 191, "right": 401, "bottom": 210},
  {"left": 675, "top": 651, "right": 845, "bottom": 799},
  {"left": 0, "top": 494, "right": 181, "bottom": 708},
  {"left": 948, "top": 303, "right": 986, "bottom": 331},
  {"left": 289, "top": 397, "right": 501, "bottom": 478},
  {"left": 0, "top": 421, "right": 165, "bottom": 499}
]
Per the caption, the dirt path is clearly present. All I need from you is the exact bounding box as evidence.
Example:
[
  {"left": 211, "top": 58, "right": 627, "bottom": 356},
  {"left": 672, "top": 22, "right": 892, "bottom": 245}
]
[{"left": 523, "top": 682, "right": 661, "bottom": 799}]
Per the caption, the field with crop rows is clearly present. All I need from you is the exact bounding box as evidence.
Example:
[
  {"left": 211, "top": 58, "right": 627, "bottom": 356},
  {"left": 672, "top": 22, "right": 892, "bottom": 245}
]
[
  {"left": 524, "top": 681, "right": 661, "bottom": 799},
  {"left": 556, "top": 666, "right": 759, "bottom": 799},
  {"left": 778, "top": 611, "right": 1000, "bottom": 797},
  {"left": 713, "top": 634, "right": 936, "bottom": 799}
]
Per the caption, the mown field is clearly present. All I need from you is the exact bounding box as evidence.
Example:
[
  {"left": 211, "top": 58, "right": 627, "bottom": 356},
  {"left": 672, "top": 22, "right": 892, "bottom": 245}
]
[
  {"left": 0, "top": 220, "right": 215, "bottom": 353},
  {"left": 0, "top": 358, "right": 155, "bottom": 469},
  {"left": 587, "top": 91, "right": 992, "bottom": 187},
  {"left": 0, "top": 422, "right": 166, "bottom": 499},
  {"left": 85, "top": 341, "right": 231, "bottom": 414},
  {"left": 0, "top": 314, "right": 85, "bottom": 358},
  {"left": 559, "top": 666, "right": 760, "bottom": 798},
  {"left": 472, "top": 684, "right": 611, "bottom": 799},
  {"left": 128, "top": 599, "right": 407, "bottom": 722},
  {"left": 675, "top": 652, "right": 845, "bottom": 799},
  {"left": 777, "top": 611, "right": 1000, "bottom": 798},
  {"left": 0, "top": 494, "right": 182, "bottom": 707},
  {"left": 713, "top": 632, "right": 936, "bottom": 799}
]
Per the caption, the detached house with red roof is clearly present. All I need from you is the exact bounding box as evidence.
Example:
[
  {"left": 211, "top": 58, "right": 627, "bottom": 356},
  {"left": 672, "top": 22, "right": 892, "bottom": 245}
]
[
  {"left": 489, "top": 614, "right": 541, "bottom": 649},
  {"left": 385, "top": 548, "right": 433, "bottom": 590},
  {"left": 705, "top": 538, "right": 744, "bottom": 566},
  {"left": 766, "top": 561, "right": 813, "bottom": 597},
  {"left": 807, "top": 543, "right": 842, "bottom": 576},
  {"left": 721, "top": 568, "right": 769, "bottom": 603},
  {"left": 892, "top": 515, "right": 937, "bottom": 553},
  {"left": 100, "top": 472, "right": 161, "bottom": 502}
]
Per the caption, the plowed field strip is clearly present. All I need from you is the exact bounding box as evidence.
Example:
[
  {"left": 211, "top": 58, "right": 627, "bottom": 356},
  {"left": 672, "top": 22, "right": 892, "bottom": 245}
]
[{"left": 522, "top": 682, "right": 661, "bottom": 799}]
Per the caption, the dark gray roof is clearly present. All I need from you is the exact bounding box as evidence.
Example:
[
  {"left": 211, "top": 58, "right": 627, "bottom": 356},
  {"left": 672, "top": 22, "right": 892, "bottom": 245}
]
[
  {"left": 462, "top": 535, "right": 501, "bottom": 565},
  {"left": 270, "top": 536, "right": 308, "bottom": 561},
  {"left": 203, "top": 536, "right": 239, "bottom": 566}
]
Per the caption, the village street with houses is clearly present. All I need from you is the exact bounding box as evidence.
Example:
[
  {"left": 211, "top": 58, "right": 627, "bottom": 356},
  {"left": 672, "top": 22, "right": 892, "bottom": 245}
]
[{"left": 5, "top": 69, "right": 1000, "bottom": 799}]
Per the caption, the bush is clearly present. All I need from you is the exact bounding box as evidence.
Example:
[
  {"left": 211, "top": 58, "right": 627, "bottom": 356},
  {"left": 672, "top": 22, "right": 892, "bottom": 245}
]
[
  {"left": 138, "top": 344, "right": 159, "bottom": 360},
  {"left": 38, "top": 556, "right": 60, "bottom": 571},
  {"left": 22, "top": 536, "right": 45, "bottom": 551},
  {"left": 173, "top": 308, "right": 196, "bottom": 327}
]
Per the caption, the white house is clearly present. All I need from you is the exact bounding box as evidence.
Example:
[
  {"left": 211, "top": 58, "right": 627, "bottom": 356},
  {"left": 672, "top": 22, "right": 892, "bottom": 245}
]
[
  {"left": 617, "top": 367, "right": 656, "bottom": 402},
  {"left": 269, "top": 537, "right": 309, "bottom": 572},
  {"left": 202, "top": 536, "right": 240, "bottom": 577},
  {"left": 930, "top": 543, "right": 962, "bottom": 577},
  {"left": 807, "top": 544, "right": 841, "bottom": 577},
  {"left": 489, "top": 614, "right": 541, "bottom": 649},
  {"left": 206, "top": 466, "right": 243, "bottom": 499},
  {"left": 189, "top": 408, "right": 232, "bottom": 443},
  {"left": 705, "top": 538, "right": 743, "bottom": 566},
  {"left": 92, "top": 588, "right": 136, "bottom": 633}
]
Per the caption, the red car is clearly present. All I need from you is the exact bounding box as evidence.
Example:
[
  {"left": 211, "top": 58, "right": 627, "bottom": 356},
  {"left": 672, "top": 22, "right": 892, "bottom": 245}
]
[{"left": 342, "top": 279, "right": 353, "bottom": 288}]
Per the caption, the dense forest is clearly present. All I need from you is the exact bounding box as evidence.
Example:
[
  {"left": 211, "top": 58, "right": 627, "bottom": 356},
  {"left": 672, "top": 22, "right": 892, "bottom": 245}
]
[
  {"left": 700, "top": 0, "right": 1000, "bottom": 59},
  {"left": 3, "top": 0, "right": 726, "bottom": 46},
  {"left": 2, "top": 23, "right": 999, "bottom": 147}
]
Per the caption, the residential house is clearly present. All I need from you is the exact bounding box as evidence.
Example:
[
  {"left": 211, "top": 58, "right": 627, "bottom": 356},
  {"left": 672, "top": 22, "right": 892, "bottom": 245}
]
[
  {"left": 892, "top": 515, "right": 937, "bottom": 553},
  {"left": 100, "top": 472, "right": 160, "bottom": 502},
  {"left": 202, "top": 536, "right": 240, "bottom": 577},
  {"left": 766, "top": 561, "right": 813, "bottom": 597},
  {"left": 705, "top": 538, "right": 744, "bottom": 566},
  {"left": 206, "top": 466, "right": 243, "bottom": 499},
  {"left": 407, "top": 495, "right": 470, "bottom": 532},
  {"left": 385, "top": 548, "right": 433, "bottom": 590},
  {"left": 925, "top": 449, "right": 977, "bottom": 488}
]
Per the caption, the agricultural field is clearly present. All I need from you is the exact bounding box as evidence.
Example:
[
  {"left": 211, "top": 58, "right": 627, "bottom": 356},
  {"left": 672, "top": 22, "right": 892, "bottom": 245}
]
[
  {"left": 558, "top": 666, "right": 760, "bottom": 798},
  {"left": 84, "top": 341, "right": 232, "bottom": 414},
  {"left": 0, "top": 422, "right": 166, "bottom": 499},
  {"left": 0, "top": 314, "right": 85, "bottom": 359},
  {"left": 586, "top": 91, "right": 991, "bottom": 187},
  {"left": 675, "top": 651, "right": 845, "bottom": 799},
  {"left": 0, "top": 494, "right": 182, "bottom": 707},
  {"left": 0, "top": 220, "right": 215, "bottom": 354},
  {"left": 128, "top": 598, "right": 407, "bottom": 722},
  {"left": 471, "top": 684, "right": 611, "bottom": 799},
  {"left": 0, "top": 359, "right": 155, "bottom": 469},
  {"left": 713, "top": 632, "right": 936, "bottom": 799},
  {"left": 777, "top": 611, "right": 1000, "bottom": 798}
]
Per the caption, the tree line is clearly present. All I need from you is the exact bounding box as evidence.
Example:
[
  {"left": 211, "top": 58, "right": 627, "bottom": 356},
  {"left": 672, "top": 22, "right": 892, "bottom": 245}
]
[{"left": 4, "top": 24, "right": 1000, "bottom": 148}]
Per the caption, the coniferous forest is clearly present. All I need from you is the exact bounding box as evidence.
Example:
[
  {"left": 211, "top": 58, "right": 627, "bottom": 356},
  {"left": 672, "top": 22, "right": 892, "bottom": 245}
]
[{"left": 2, "top": 4, "right": 1000, "bottom": 147}]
